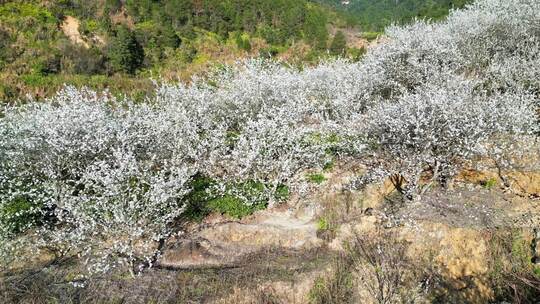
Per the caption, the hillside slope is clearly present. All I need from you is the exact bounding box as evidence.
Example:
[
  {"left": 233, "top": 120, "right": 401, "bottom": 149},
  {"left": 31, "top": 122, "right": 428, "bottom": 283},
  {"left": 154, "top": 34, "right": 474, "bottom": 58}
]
[
  {"left": 0, "top": 0, "right": 355, "bottom": 100},
  {"left": 316, "top": 0, "right": 471, "bottom": 31}
]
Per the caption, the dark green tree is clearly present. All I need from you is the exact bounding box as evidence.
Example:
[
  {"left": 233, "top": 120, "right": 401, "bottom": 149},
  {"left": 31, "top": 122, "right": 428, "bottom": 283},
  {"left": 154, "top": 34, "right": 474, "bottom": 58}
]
[
  {"left": 108, "top": 26, "right": 145, "bottom": 74},
  {"left": 304, "top": 6, "right": 328, "bottom": 50},
  {"left": 330, "top": 31, "right": 347, "bottom": 55},
  {"left": 160, "top": 26, "right": 182, "bottom": 49}
]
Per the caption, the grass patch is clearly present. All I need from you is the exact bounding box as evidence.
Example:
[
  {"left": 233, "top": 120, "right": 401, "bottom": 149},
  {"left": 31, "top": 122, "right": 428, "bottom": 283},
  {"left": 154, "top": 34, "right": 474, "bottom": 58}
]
[
  {"left": 487, "top": 229, "right": 540, "bottom": 303},
  {"left": 361, "top": 31, "right": 383, "bottom": 41},
  {"left": 207, "top": 195, "right": 266, "bottom": 219},
  {"left": 1, "top": 247, "right": 333, "bottom": 304},
  {"left": 307, "top": 173, "right": 327, "bottom": 184}
]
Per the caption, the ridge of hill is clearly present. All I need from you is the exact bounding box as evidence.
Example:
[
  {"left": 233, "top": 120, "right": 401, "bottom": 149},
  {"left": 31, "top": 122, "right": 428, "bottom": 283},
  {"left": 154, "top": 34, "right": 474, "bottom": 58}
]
[
  {"left": 0, "top": 0, "right": 467, "bottom": 101},
  {"left": 0, "top": 0, "right": 361, "bottom": 100}
]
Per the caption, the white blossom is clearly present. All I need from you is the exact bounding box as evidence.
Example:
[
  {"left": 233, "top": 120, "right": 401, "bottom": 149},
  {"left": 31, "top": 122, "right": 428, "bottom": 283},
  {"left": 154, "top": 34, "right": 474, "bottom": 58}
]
[{"left": 0, "top": 0, "right": 538, "bottom": 275}]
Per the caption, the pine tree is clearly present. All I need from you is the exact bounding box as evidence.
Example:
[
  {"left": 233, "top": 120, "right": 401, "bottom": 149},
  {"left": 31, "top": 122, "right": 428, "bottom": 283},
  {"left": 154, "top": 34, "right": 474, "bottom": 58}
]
[
  {"left": 304, "top": 7, "right": 329, "bottom": 50},
  {"left": 330, "top": 31, "right": 347, "bottom": 55},
  {"left": 108, "top": 26, "right": 145, "bottom": 74}
]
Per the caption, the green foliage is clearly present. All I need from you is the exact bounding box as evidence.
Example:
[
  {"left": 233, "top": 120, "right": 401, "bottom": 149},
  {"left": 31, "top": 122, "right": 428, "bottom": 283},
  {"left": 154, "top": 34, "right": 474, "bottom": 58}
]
[
  {"left": 259, "top": 46, "right": 281, "bottom": 59},
  {"left": 483, "top": 178, "right": 498, "bottom": 190},
  {"left": 330, "top": 31, "right": 347, "bottom": 55},
  {"left": 183, "top": 176, "right": 290, "bottom": 221},
  {"left": 316, "top": 0, "right": 472, "bottom": 31},
  {"left": 0, "top": 2, "right": 55, "bottom": 23},
  {"left": 347, "top": 46, "right": 366, "bottom": 61},
  {"left": 108, "top": 26, "right": 145, "bottom": 74},
  {"left": 21, "top": 74, "right": 53, "bottom": 87},
  {"left": 207, "top": 195, "right": 265, "bottom": 219},
  {"left": 317, "top": 218, "right": 330, "bottom": 231},
  {"left": 307, "top": 173, "right": 327, "bottom": 184},
  {"left": 304, "top": 5, "right": 329, "bottom": 50},
  {"left": 234, "top": 32, "right": 252, "bottom": 52},
  {"left": 0, "top": 197, "right": 40, "bottom": 235},
  {"left": 79, "top": 19, "right": 99, "bottom": 35},
  {"left": 361, "top": 31, "right": 382, "bottom": 41}
]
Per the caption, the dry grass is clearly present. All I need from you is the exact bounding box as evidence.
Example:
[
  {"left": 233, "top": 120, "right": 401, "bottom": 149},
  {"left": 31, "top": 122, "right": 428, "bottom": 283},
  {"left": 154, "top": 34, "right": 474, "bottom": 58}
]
[{"left": 0, "top": 247, "right": 333, "bottom": 304}]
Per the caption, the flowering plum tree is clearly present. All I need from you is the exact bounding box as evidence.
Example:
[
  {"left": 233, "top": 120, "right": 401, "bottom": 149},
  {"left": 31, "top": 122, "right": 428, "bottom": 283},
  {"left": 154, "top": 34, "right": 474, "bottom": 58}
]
[
  {"left": 0, "top": 0, "right": 538, "bottom": 277},
  {"left": 360, "top": 79, "right": 538, "bottom": 198}
]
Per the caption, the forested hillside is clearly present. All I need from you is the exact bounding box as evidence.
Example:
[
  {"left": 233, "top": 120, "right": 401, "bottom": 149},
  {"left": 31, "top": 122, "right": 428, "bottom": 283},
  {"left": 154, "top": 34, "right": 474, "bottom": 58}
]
[
  {"left": 0, "top": 0, "right": 469, "bottom": 100},
  {"left": 316, "top": 0, "right": 471, "bottom": 31},
  {"left": 0, "top": 0, "right": 353, "bottom": 100}
]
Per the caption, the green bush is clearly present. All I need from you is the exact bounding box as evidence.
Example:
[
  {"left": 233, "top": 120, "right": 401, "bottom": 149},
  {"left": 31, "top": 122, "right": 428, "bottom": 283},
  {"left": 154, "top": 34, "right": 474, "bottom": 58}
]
[
  {"left": 183, "top": 176, "right": 290, "bottom": 221},
  {"left": 208, "top": 195, "right": 266, "bottom": 219},
  {"left": 234, "top": 33, "right": 252, "bottom": 52},
  {"left": 483, "top": 178, "right": 497, "bottom": 190},
  {"left": 348, "top": 47, "right": 366, "bottom": 61},
  {"left": 307, "top": 173, "right": 327, "bottom": 184},
  {"left": 107, "top": 26, "right": 145, "bottom": 74},
  {"left": 0, "top": 3, "right": 55, "bottom": 24},
  {"left": 330, "top": 31, "right": 347, "bottom": 55}
]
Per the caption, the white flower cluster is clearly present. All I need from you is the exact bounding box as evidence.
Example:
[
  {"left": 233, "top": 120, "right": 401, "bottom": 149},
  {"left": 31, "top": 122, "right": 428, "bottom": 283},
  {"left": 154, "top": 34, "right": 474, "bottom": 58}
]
[
  {"left": 0, "top": 0, "right": 538, "bottom": 274},
  {"left": 349, "top": 0, "right": 540, "bottom": 195}
]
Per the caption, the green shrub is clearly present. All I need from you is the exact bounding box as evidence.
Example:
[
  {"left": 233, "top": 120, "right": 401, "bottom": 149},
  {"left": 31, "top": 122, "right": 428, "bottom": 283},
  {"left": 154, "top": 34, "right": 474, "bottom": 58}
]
[
  {"left": 259, "top": 46, "right": 281, "bottom": 59},
  {"left": 234, "top": 32, "right": 252, "bottom": 52},
  {"left": 80, "top": 19, "right": 99, "bottom": 35},
  {"left": 183, "top": 176, "right": 290, "bottom": 220},
  {"left": 330, "top": 31, "right": 347, "bottom": 55},
  {"left": 348, "top": 47, "right": 366, "bottom": 62},
  {"left": 21, "top": 74, "right": 52, "bottom": 87},
  {"left": 0, "top": 3, "right": 55, "bottom": 24},
  {"left": 317, "top": 217, "right": 330, "bottom": 231},
  {"left": 307, "top": 173, "right": 326, "bottom": 184},
  {"left": 483, "top": 178, "right": 497, "bottom": 190},
  {"left": 208, "top": 195, "right": 266, "bottom": 219},
  {"left": 274, "top": 184, "right": 290, "bottom": 201}
]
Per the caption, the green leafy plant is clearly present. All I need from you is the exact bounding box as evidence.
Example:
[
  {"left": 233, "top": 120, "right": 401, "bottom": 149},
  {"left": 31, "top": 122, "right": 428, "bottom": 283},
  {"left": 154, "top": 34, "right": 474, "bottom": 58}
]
[
  {"left": 483, "top": 178, "right": 497, "bottom": 190},
  {"left": 308, "top": 173, "right": 327, "bottom": 184}
]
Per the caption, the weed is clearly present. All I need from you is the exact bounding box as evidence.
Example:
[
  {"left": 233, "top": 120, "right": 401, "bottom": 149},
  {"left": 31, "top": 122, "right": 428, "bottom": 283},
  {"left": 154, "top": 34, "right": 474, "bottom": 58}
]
[
  {"left": 307, "top": 173, "right": 326, "bottom": 184},
  {"left": 483, "top": 178, "right": 497, "bottom": 190}
]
